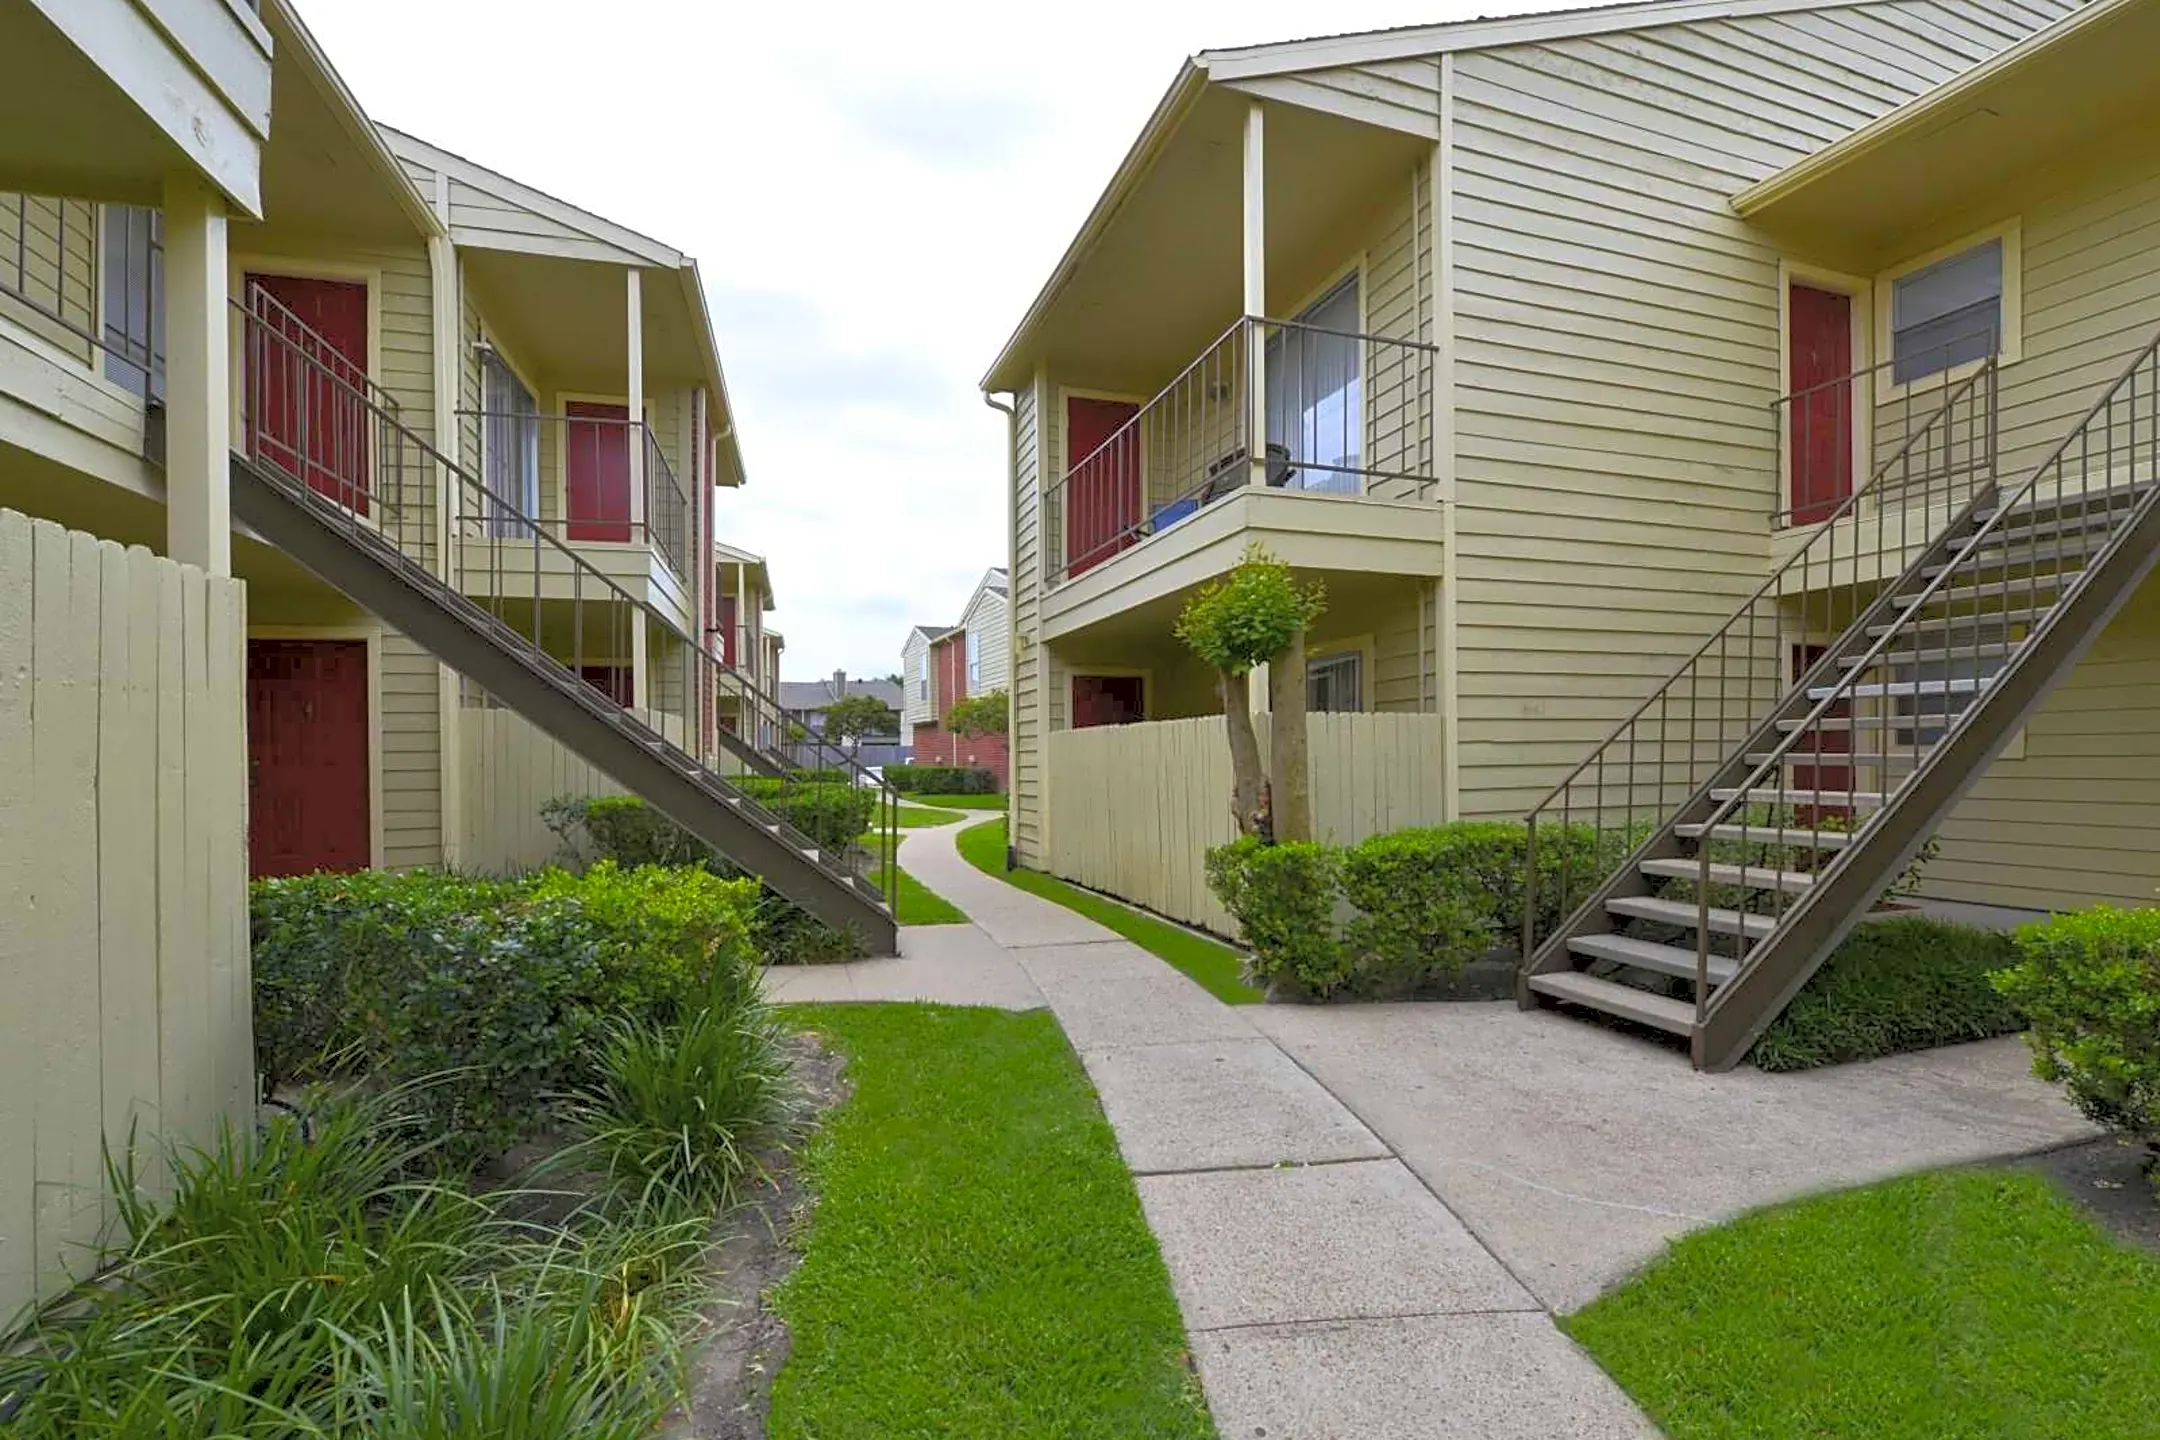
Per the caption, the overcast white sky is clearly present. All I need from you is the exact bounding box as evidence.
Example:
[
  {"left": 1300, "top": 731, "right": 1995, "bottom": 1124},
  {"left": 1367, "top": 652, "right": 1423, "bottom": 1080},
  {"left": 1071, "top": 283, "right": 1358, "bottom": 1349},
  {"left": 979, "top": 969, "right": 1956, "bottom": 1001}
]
[{"left": 301, "top": 0, "right": 1563, "bottom": 681}]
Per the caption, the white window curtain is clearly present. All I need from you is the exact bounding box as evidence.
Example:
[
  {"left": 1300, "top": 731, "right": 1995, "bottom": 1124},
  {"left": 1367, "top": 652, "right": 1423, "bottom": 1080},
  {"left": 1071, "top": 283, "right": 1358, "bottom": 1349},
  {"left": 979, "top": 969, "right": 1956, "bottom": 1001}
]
[
  {"left": 1266, "top": 277, "right": 1362, "bottom": 494},
  {"left": 481, "top": 351, "right": 539, "bottom": 536}
]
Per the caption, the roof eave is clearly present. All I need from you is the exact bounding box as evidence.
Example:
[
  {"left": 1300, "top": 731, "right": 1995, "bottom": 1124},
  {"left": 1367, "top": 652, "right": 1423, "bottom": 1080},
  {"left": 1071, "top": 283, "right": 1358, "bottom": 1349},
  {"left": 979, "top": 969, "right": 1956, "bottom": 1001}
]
[
  {"left": 1731, "top": 0, "right": 2142, "bottom": 220},
  {"left": 979, "top": 59, "right": 1210, "bottom": 394},
  {"left": 270, "top": 2, "right": 441, "bottom": 240}
]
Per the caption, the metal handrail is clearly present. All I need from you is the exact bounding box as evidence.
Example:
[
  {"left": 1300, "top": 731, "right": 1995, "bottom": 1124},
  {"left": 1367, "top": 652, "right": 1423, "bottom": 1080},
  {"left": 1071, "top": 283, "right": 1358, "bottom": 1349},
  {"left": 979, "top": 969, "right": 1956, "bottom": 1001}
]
[
  {"left": 1525, "top": 355, "right": 1997, "bottom": 820},
  {"left": 456, "top": 406, "right": 693, "bottom": 581},
  {"left": 1694, "top": 326, "right": 2160, "bottom": 876},
  {"left": 2, "top": 194, "right": 161, "bottom": 390},
  {"left": 238, "top": 289, "right": 900, "bottom": 915},
  {"left": 1042, "top": 314, "right": 1441, "bottom": 585},
  {"left": 1519, "top": 332, "right": 2001, "bottom": 969}
]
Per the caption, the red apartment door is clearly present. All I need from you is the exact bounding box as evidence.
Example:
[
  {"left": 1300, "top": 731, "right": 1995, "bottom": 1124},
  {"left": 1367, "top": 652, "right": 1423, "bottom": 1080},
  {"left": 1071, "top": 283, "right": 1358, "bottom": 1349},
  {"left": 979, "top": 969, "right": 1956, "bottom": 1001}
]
[
  {"left": 247, "top": 640, "right": 371, "bottom": 878},
  {"left": 1788, "top": 285, "right": 1854, "bottom": 526},
  {"left": 1065, "top": 397, "right": 1141, "bottom": 576},
  {"left": 566, "top": 400, "right": 634, "bottom": 542},
  {"left": 247, "top": 274, "right": 372, "bottom": 514},
  {"left": 1072, "top": 674, "right": 1145, "bottom": 728}
]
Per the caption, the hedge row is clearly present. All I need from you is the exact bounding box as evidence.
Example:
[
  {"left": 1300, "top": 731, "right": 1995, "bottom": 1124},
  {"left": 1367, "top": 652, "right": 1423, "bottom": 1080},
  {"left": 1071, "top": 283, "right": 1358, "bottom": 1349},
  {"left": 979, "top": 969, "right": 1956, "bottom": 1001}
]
[
  {"left": 251, "top": 863, "right": 761, "bottom": 1168},
  {"left": 542, "top": 793, "right": 867, "bottom": 964},
  {"left": 885, "top": 764, "right": 999, "bottom": 796},
  {"left": 1206, "top": 822, "right": 1607, "bottom": 999}
]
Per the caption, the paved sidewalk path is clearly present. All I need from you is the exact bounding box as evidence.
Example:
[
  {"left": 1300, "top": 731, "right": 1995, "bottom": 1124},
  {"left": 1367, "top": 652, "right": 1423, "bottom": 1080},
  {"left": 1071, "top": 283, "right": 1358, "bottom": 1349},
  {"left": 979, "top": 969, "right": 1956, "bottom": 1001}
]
[
  {"left": 774, "top": 817, "right": 2095, "bottom": 1439},
  {"left": 884, "top": 819, "right": 1660, "bottom": 1440}
]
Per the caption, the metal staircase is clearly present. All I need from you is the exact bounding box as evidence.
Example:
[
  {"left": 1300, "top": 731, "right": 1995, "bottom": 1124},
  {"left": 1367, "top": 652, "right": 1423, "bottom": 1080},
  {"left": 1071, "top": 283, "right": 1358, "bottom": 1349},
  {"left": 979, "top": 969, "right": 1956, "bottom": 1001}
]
[
  {"left": 228, "top": 284, "right": 899, "bottom": 952},
  {"left": 1522, "top": 328, "right": 2160, "bottom": 1070}
]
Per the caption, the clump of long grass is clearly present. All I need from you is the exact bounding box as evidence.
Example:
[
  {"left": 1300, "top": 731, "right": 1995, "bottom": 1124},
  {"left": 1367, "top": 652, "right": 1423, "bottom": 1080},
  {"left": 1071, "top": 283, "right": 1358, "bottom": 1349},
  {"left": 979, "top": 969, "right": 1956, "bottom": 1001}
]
[
  {"left": 0, "top": 1085, "right": 713, "bottom": 1439},
  {"left": 563, "top": 979, "right": 802, "bottom": 1210}
]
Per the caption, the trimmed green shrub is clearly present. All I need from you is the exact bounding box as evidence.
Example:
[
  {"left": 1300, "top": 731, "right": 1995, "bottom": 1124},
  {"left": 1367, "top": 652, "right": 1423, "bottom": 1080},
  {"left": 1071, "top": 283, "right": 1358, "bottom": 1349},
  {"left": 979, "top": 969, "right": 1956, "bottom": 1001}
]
[
  {"left": 886, "top": 763, "right": 998, "bottom": 796},
  {"left": 1750, "top": 916, "right": 2025, "bottom": 1072},
  {"left": 1206, "top": 836, "right": 1348, "bottom": 996},
  {"left": 542, "top": 793, "right": 867, "bottom": 965},
  {"left": 250, "top": 864, "right": 760, "bottom": 1167},
  {"left": 1994, "top": 906, "right": 2160, "bottom": 1181},
  {"left": 737, "top": 778, "right": 876, "bottom": 852},
  {"left": 1339, "top": 831, "right": 1493, "bottom": 990}
]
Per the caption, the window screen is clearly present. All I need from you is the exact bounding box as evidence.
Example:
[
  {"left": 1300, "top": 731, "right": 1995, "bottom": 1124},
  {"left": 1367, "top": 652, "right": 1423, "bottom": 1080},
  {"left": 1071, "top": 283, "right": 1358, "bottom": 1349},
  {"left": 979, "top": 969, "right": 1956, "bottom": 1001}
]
[
  {"left": 102, "top": 206, "right": 163, "bottom": 400},
  {"left": 1266, "top": 277, "right": 1362, "bottom": 494},
  {"left": 1306, "top": 651, "right": 1363, "bottom": 713},
  {"left": 481, "top": 350, "right": 539, "bottom": 536},
  {"left": 1891, "top": 239, "right": 2002, "bottom": 384}
]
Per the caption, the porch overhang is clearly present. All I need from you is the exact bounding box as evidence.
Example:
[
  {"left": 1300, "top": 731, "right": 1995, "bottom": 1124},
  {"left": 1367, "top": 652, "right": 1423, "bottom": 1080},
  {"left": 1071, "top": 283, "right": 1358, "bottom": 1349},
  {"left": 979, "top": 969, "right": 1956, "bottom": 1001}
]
[
  {"left": 980, "top": 72, "right": 1430, "bottom": 396},
  {"left": 1041, "top": 486, "right": 1443, "bottom": 642},
  {"left": 0, "top": 0, "right": 271, "bottom": 216},
  {"left": 1731, "top": 0, "right": 2160, "bottom": 268}
]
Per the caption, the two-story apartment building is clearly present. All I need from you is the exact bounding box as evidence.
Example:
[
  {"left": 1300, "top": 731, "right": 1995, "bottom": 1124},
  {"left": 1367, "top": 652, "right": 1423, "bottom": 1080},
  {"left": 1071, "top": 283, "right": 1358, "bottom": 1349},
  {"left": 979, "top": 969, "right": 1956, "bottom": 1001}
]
[
  {"left": 2, "top": 0, "right": 893, "bottom": 1320},
  {"left": 711, "top": 539, "right": 782, "bottom": 747},
  {"left": 991, "top": 0, "right": 2160, "bottom": 1067},
  {"left": 901, "top": 567, "right": 1011, "bottom": 782}
]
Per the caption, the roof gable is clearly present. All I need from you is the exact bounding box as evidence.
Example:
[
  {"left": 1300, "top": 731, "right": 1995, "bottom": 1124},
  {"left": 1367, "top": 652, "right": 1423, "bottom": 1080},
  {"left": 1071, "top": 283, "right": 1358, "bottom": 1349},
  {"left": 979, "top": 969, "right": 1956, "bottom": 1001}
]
[{"left": 378, "top": 126, "right": 682, "bottom": 267}]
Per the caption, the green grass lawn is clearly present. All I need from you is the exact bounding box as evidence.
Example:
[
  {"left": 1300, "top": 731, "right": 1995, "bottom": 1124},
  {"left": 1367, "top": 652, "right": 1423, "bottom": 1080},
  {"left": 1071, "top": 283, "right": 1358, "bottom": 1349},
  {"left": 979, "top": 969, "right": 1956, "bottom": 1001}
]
[
  {"left": 902, "top": 792, "right": 1009, "bottom": 811},
  {"left": 1565, "top": 1168, "right": 2160, "bottom": 1440},
  {"left": 770, "top": 1004, "right": 1216, "bottom": 1439},
  {"left": 861, "top": 830, "right": 966, "bottom": 925},
  {"left": 890, "top": 803, "right": 966, "bottom": 828},
  {"left": 956, "top": 817, "right": 1261, "bottom": 1005}
]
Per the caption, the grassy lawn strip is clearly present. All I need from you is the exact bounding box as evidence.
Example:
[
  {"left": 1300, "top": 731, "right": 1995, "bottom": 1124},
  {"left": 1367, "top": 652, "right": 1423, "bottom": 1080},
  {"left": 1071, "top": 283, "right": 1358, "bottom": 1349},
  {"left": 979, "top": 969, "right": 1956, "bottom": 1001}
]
[
  {"left": 901, "top": 792, "right": 1009, "bottom": 810},
  {"left": 770, "top": 1005, "right": 1216, "bottom": 1439},
  {"left": 892, "top": 803, "right": 966, "bottom": 827},
  {"left": 861, "top": 830, "right": 966, "bottom": 925},
  {"left": 957, "top": 817, "right": 1261, "bottom": 1005},
  {"left": 1565, "top": 1167, "right": 2160, "bottom": 1440}
]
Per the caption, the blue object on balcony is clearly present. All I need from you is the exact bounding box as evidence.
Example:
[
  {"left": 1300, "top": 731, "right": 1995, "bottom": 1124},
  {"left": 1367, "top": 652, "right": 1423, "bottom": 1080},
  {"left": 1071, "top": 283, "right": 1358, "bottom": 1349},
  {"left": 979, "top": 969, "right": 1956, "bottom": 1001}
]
[{"left": 1150, "top": 497, "right": 1199, "bottom": 533}]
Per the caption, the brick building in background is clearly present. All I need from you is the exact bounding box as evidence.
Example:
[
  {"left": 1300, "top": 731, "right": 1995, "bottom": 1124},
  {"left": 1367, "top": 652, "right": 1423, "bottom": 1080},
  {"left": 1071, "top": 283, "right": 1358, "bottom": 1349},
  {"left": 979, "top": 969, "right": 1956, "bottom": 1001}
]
[{"left": 901, "top": 568, "right": 1009, "bottom": 787}]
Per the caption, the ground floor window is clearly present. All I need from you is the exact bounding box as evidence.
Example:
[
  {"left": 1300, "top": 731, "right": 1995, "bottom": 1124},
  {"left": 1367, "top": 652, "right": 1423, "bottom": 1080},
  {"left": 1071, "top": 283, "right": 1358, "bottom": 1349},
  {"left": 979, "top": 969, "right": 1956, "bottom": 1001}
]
[
  {"left": 1306, "top": 651, "right": 1363, "bottom": 712},
  {"left": 1072, "top": 674, "right": 1145, "bottom": 728}
]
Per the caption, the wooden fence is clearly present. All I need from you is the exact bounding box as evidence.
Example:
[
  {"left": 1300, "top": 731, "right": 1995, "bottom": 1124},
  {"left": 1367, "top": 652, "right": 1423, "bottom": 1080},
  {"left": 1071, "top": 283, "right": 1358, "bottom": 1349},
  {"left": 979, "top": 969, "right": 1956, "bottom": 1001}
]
[
  {"left": 0, "top": 510, "right": 252, "bottom": 1322},
  {"left": 1045, "top": 712, "right": 1448, "bottom": 935}
]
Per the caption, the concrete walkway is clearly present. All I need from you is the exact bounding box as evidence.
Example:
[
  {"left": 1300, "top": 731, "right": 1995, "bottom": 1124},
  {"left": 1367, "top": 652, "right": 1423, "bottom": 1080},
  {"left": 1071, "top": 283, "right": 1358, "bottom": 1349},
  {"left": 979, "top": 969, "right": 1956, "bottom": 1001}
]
[{"left": 767, "top": 817, "right": 2097, "bottom": 1439}]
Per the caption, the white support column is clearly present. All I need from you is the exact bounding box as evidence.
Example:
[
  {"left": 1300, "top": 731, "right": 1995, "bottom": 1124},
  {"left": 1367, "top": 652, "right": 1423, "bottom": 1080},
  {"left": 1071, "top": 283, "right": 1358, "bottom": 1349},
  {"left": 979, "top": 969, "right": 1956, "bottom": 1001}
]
[
  {"left": 427, "top": 171, "right": 465, "bottom": 868},
  {"left": 162, "top": 173, "right": 231, "bottom": 575},
  {"left": 629, "top": 608, "right": 648, "bottom": 713},
  {"left": 625, "top": 269, "right": 646, "bottom": 538},
  {"left": 1243, "top": 100, "right": 1268, "bottom": 490}
]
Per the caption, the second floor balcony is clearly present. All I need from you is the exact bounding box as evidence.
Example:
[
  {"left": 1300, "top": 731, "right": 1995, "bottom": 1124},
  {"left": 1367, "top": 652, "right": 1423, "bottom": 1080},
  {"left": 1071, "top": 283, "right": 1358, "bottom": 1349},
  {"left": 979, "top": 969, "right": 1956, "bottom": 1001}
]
[{"left": 1041, "top": 311, "right": 1442, "bottom": 637}]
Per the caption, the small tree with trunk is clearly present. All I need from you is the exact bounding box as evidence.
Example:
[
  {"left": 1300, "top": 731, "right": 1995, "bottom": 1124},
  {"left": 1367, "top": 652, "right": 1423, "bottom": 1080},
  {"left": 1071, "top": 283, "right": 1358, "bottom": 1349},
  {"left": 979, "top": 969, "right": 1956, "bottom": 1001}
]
[
  {"left": 822, "top": 694, "right": 898, "bottom": 754},
  {"left": 947, "top": 689, "right": 1009, "bottom": 739},
  {"left": 1174, "top": 544, "right": 1326, "bottom": 842}
]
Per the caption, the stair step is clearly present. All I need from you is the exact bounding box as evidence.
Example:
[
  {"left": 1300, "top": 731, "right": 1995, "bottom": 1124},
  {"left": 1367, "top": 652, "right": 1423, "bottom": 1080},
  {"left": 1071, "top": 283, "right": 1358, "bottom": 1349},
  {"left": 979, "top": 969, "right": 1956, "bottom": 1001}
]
[
  {"left": 1710, "top": 787, "right": 1889, "bottom": 808},
  {"left": 1808, "top": 676, "right": 1990, "bottom": 701},
  {"left": 1899, "top": 576, "right": 2070, "bottom": 610},
  {"left": 1981, "top": 483, "right": 2152, "bottom": 530},
  {"left": 1640, "top": 857, "right": 1815, "bottom": 895},
  {"left": 1922, "top": 549, "right": 2091, "bottom": 583},
  {"left": 1528, "top": 971, "right": 1697, "bottom": 1036},
  {"left": 1569, "top": 932, "right": 1738, "bottom": 985},
  {"left": 1676, "top": 821, "right": 1856, "bottom": 849},
  {"left": 1607, "top": 893, "right": 1774, "bottom": 938},
  {"left": 1745, "top": 748, "right": 1918, "bottom": 768},
  {"left": 1838, "top": 641, "right": 2014, "bottom": 670},
  {"left": 1867, "top": 605, "right": 2049, "bottom": 640}
]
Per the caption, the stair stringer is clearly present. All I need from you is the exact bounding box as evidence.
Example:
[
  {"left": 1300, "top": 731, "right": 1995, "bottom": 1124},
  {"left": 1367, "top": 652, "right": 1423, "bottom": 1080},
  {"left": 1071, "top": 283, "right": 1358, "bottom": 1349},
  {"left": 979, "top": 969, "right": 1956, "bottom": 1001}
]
[
  {"left": 1695, "top": 488, "right": 2160, "bottom": 1069},
  {"left": 231, "top": 454, "right": 899, "bottom": 954}
]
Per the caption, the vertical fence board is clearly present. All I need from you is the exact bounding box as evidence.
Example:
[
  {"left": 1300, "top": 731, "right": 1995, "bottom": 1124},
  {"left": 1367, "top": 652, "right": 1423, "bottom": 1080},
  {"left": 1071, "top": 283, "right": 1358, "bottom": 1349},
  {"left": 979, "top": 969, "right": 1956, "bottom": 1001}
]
[
  {"left": 1044, "top": 712, "right": 1450, "bottom": 936},
  {"left": 0, "top": 511, "right": 35, "bottom": 1315},
  {"left": 97, "top": 541, "right": 159, "bottom": 1225},
  {"left": 30, "top": 523, "right": 103, "bottom": 1293},
  {"left": 203, "top": 577, "right": 250, "bottom": 1126}
]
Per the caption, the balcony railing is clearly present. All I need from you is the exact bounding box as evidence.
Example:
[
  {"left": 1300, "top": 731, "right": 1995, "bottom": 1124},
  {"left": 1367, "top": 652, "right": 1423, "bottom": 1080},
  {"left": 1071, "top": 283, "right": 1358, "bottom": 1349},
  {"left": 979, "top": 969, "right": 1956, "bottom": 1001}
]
[
  {"left": 456, "top": 408, "right": 694, "bottom": 583},
  {"left": 1043, "top": 315, "right": 1437, "bottom": 587},
  {"left": 0, "top": 194, "right": 162, "bottom": 399}
]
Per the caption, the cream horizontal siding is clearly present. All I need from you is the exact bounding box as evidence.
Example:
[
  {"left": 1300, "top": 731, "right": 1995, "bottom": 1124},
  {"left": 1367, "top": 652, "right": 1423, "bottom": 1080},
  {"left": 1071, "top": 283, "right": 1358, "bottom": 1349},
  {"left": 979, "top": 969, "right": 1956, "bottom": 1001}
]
[
  {"left": 1228, "top": 57, "right": 1443, "bottom": 139},
  {"left": 1011, "top": 380, "right": 1045, "bottom": 862},
  {"left": 1445, "top": 0, "right": 2069, "bottom": 822},
  {"left": 378, "top": 632, "right": 442, "bottom": 869},
  {"left": 445, "top": 178, "right": 604, "bottom": 254},
  {"left": 1927, "top": 577, "right": 2160, "bottom": 911},
  {"left": 0, "top": 195, "right": 97, "bottom": 364},
  {"left": 0, "top": 512, "right": 250, "bottom": 1322}
]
